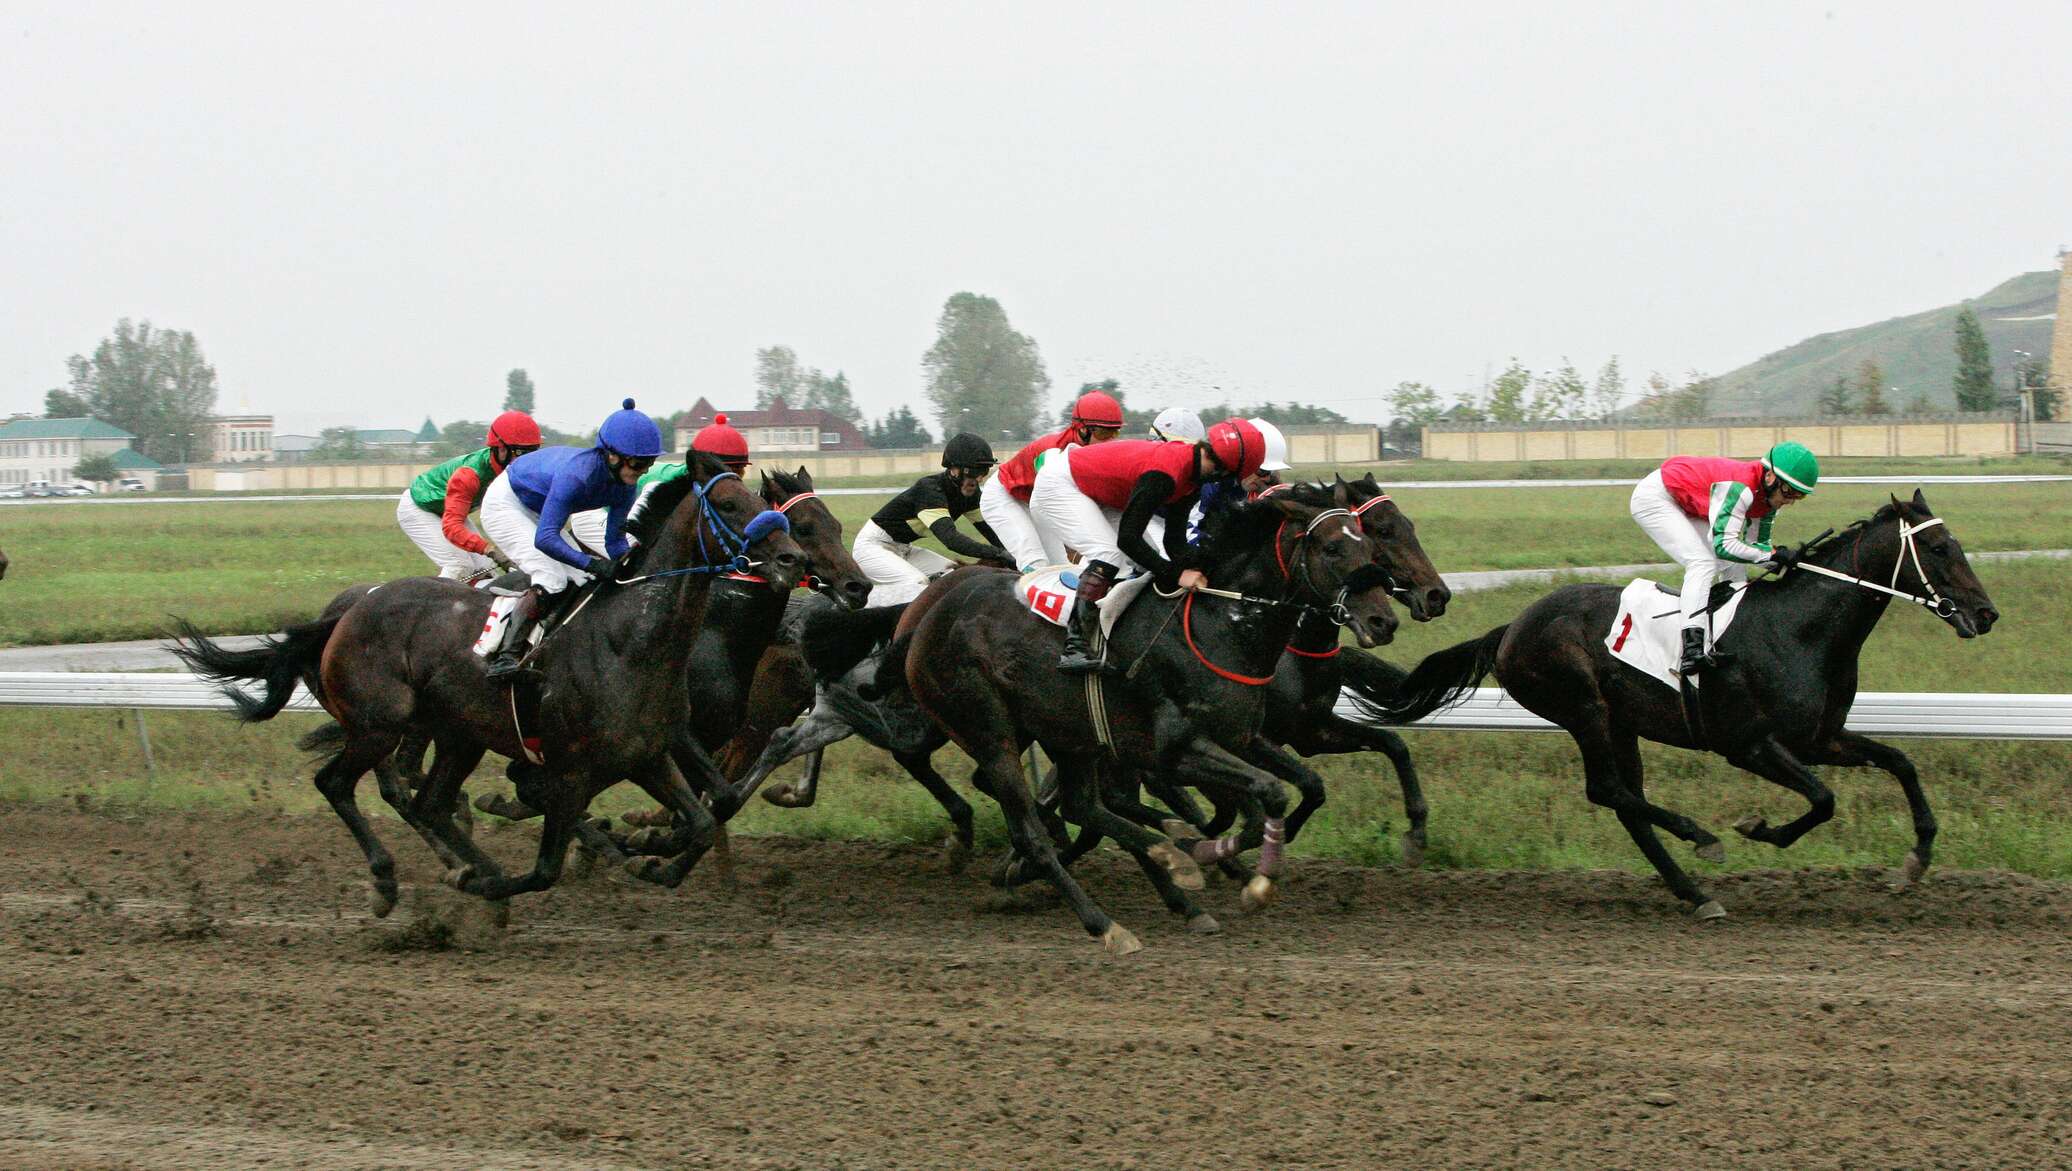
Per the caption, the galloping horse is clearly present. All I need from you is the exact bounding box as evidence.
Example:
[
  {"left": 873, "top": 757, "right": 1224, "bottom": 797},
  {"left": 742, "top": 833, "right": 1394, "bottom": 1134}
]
[
  {"left": 1362, "top": 490, "right": 1998, "bottom": 917},
  {"left": 892, "top": 485, "right": 1398, "bottom": 953},
  {"left": 176, "top": 456, "right": 806, "bottom": 914}
]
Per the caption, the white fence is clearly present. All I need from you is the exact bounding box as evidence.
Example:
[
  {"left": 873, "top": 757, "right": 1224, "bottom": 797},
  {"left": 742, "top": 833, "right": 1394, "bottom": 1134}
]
[{"left": 3, "top": 671, "right": 2069, "bottom": 740}]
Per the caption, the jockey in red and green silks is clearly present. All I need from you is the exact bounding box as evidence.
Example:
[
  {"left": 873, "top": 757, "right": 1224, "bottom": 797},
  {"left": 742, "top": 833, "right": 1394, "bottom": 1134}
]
[{"left": 1628, "top": 441, "right": 1819, "bottom": 673}]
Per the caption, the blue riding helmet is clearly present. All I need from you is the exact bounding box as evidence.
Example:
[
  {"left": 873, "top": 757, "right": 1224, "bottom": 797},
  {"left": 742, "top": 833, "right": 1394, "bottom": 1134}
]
[{"left": 598, "top": 398, "right": 664, "bottom": 458}]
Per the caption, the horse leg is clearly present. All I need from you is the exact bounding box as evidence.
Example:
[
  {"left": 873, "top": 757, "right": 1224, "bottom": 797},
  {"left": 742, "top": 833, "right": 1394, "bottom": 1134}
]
[
  {"left": 978, "top": 738, "right": 1136, "bottom": 954},
  {"left": 1163, "top": 734, "right": 1289, "bottom": 912},
  {"left": 373, "top": 753, "right": 472, "bottom": 876},
  {"left": 404, "top": 738, "right": 507, "bottom": 884},
  {"left": 624, "top": 755, "right": 720, "bottom": 888},
  {"left": 1607, "top": 731, "right": 1724, "bottom": 861},
  {"left": 313, "top": 736, "right": 404, "bottom": 918},
  {"left": 1248, "top": 740, "right": 1328, "bottom": 844},
  {"left": 892, "top": 748, "right": 975, "bottom": 871},
  {"left": 1728, "top": 737, "right": 1837, "bottom": 852},
  {"left": 1057, "top": 758, "right": 1212, "bottom": 919},
  {"left": 1299, "top": 715, "right": 1430, "bottom": 866},
  {"left": 1811, "top": 731, "right": 1933, "bottom": 885},
  {"left": 749, "top": 716, "right": 850, "bottom": 809},
  {"left": 1579, "top": 729, "right": 1718, "bottom": 916},
  {"left": 462, "top": 796, "right": 582, "bottom": 901}
]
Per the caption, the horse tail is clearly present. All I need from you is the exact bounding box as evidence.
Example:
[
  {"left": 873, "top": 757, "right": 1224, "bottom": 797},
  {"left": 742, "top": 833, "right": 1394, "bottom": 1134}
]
[
  {"left": 1335, "top": 646, "right": 1411, "bottom": 708},
  {"left": 801, "top": 602, "right": 908, "bottom": 682},
  {"left": 170, "top": 616, "right": 339, "bottom": 722},
  {"left": 1344, "top": 624, "right": 1507, "bottom": 726},
  {"left": 297, "top": 720, "right": 349, "bottom": 758},
  {"left": 860, "top": 629, "right": 917, "bottom": 702}
]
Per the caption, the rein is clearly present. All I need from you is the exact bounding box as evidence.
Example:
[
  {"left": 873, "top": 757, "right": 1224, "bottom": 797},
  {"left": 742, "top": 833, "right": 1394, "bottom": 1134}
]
[
  {"left": 1158, "top": 505, "right": 1357, "bottom": 684},
  {"left": 614, "top": 473, "right": 791, "bottom": 586},
  {"left": 1788, "top": 515, "right": 1957, "bottom": 618}
]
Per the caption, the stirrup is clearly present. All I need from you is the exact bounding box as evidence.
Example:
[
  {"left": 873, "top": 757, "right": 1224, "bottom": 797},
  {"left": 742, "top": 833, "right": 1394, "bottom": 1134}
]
[{"left": 484, "top": 652, "right": 541, "bottom": 685}]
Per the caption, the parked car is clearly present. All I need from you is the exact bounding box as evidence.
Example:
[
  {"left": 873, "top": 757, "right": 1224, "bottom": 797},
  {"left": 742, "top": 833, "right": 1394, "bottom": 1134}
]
[
  {"left": 56, "top": 483, "right": 95, "bottom": 496},
  {"left": 0, "top": 484, "right": 23, "bottom": 499},
  {"left": 117, "top": 477, "right": 148, "bottom": 492},
  {"left": 23, "top": 479, "right": 54, "bottom": 498}
]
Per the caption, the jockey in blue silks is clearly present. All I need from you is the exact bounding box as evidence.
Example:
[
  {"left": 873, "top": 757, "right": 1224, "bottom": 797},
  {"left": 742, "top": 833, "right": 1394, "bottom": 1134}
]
[{"left": 478, "top": 398, "right": 666, "bottom": 681}]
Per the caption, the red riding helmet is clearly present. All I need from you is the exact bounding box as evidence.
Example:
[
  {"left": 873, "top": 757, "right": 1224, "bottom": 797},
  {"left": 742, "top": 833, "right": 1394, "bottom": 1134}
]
[
  {"left": 1205, "top": 417, "right": 1267, "bottom": 481},
  {"left": 692, "top": 413, "right": 751, "bottom": 466},
  {"left": 1070, "top": 391, "right": 1125, "bottom": 430},
  {"left": 487, "top": 410, "right": 542, "bottom": 450}
]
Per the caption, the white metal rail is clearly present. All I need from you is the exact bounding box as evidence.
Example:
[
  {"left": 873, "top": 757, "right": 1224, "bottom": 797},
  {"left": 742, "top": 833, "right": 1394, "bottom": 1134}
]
[{"left": 3, "top": 672, "right": 2068, "bottom": 740}]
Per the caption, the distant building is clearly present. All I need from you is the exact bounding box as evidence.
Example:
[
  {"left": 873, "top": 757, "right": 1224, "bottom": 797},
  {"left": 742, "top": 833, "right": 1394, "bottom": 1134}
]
[
  {"left": 671, "top": 395, "right": 871, "bottom": 455},
  {"left": 208, "top": 414, "right": 275, "bottom": 463},
  {"left": 2051, "top": 248, "right": 2072, "bottom": 422},
  {"left": 272, "top": 434, "right": 320, "bottom": 463},
  {"left": 0, "top": 417, "right": 164, "bottom": 489},
  {"left": 355, "top": 428, "right": 432, "bottom": 457}
]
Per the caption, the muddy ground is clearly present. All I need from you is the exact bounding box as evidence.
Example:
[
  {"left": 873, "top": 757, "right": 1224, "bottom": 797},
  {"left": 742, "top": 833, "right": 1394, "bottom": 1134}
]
[{"left": 0, "top": 806, "right": 2066, "bottom": 1170}]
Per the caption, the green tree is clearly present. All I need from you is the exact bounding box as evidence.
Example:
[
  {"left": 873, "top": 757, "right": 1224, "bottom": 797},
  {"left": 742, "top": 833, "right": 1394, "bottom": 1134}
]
[
  {"left": 1904, "top": 390, "right": 1935, "bottom": 414},
  {"left": 2015, "top": 352, "right": 2057, "bottom": 420},
  {"left": 867, "top": 405, "right": 933, "bottom": 449},
  {"left": 803, "top": 370, "right": 863, "bottom": 424},
  {"left": 1255, "top": 401, "right": 1348, "bottom": 425},
  {"left": 311, "top": 426, "right": 368, "bottom": 461},
  {"left": 1668, "top": 372, "right": 1716, "bottom": 419},
  {"left": 44, "top": 387, "right": 91, "bottom": 418},
  {"left": 1484, "top": 359, "right": 1532, "bottom": 422},
  {"left": 1630, "top": 371, "right": 1675, "bottom": 418},
  {"left": 921, "top": 292, "right": 1050, "bottom": 440},
  {"left": 432, "top": 419, "right": 492, "bottom": 458},
  {"left": 754, "top": 345, "right": 806, "bottom": 409},
  {"left": 1529, "top": 358, "right": 1587, "bottom": 421},
  {"left": 504, "top": 369, "right": 536, "bottom": 414},
  {"left": 72, "top": 452, "right": 119, "bottom": 486},
  {"left": 1817, "top": 374, "right": 1853, "bottom": 416},
  {"left": 62, "top": 318, "right": 219, "bottom": 463},
  {"left": 1852, "top": 359, "right": 1888, "bottom": 415},
  {"left": 1589, "top": 357, "right": 1626, "bottom": 419},
  {"left": 1950, "top": 308, "right": 1996, "bottom": 411},
  {"left": 1387, "top": 381, "right": 1443, "bottom": 428}
]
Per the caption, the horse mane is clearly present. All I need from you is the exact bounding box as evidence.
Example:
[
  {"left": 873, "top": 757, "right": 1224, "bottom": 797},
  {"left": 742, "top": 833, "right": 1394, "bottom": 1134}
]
[
  {"left": 624, "top": 451, "right": 732, "bottom": 565},
  {"left": 1192, "top": 481, "right": 1337, "bottom": 572},
  {"left": 1800, "top": 499, "right": 1903, "bottom": 559},
  {"left": 762, "top": 464, "right": 813, "bottom": 505}
]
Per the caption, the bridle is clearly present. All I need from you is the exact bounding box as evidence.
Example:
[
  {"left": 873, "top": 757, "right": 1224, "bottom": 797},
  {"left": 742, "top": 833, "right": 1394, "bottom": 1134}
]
[
  {"left": 615, "top": 472, "right": 792, "bottom": 585},
  {"left": 1156, "top": 503, "right": 1358, "bottom": 684},
  {"left": 1787, "top": 513, "right": 1958, "bottom": 619}
]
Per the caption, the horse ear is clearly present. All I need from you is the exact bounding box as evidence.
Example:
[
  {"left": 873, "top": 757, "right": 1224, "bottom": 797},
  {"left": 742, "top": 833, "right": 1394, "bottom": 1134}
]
[
  {"left": 1332, "top": 480, "right": 1351, "bottom": 507},
  {"left": 795, "top": 465, "right": 813, "bottom": 487},
  {"left": 1911, "top": 487, "right": 1929, "bottom": 511},
  {"left": 759, "top": 470, "right": 776, "bottom": 500}
]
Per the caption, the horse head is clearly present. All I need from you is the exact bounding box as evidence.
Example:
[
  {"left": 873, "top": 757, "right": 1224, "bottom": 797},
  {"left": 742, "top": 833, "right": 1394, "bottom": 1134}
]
[
  {"left": 1888, "top": 489, "right": 1998, "bottom": 638},
  {"left": 631, "top": 452, "right": 806, "bottom": 589},
  {"left": 1341, "top": 473, "right": 1449, "bottom": 621},
  {"left": 762, "top": 466, "right": 871, "bottom": 611},
  {"left": 1255, "top": 483, "right": 1400, "bottom": 648}
]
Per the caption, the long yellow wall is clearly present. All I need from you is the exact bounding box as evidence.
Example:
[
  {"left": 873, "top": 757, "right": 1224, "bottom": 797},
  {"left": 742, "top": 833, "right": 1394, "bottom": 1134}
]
[{"left": 1421, "top": 419, "right": 2016, "bottom": 462}]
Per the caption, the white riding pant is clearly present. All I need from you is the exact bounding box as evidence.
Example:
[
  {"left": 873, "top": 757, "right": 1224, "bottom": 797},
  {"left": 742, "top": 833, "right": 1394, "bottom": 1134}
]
[
  {"left": 853, "top": 520, "right": 956, "bottom": 606},
  {"left": 1028, "top": 446, "right": 1141, "bottom": 575},
  {"left": 1630, "top": 469, "right": 1747, "bottom": 633},
  {"left": 978, "top": 474, "right": 1063, "bottom": 572},
  {"left": 395, "top": 491, "right": 497, "bottom": 580},
  {"left": 567, "top": 480, "right": 663, "bottom": 555},
  {"left": 479, "top": 474, "right": 594, "bottom": 594}
]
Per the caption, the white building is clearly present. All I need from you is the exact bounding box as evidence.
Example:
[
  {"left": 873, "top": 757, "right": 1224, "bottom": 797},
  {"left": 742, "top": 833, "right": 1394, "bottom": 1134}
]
[
  {"left": 208, "top": 414, "right": 275, "bottom": 462},
  {"left": 0, "top": 417, "right": 164, "bottom": 488}
]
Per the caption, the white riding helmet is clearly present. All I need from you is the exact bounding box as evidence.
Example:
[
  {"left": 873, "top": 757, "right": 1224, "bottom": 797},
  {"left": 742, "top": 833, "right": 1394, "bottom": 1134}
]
[
  {"left": 1151, "top": 407, "right": 1205, "bottom": 443},
  {"left": 1248, "top": 418, "right": 1292, "bottom": 471}
]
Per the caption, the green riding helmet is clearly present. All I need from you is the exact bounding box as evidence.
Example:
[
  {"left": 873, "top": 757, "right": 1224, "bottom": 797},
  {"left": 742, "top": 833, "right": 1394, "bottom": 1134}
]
[{"left": 1762, "top": 441, "right": 1819, "bottom": 494}]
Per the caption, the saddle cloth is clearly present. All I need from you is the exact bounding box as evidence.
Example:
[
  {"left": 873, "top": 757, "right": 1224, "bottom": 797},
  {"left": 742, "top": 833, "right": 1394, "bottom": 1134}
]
[
  {"left": 470, "top": 595, "right": 545, "bottom": 659},
  {"left": 1015, "top": 565, "right": 1152, "bottom": 638},
  {"left": 1605, "top": 578, "right": 1748, "bottom": 690}
]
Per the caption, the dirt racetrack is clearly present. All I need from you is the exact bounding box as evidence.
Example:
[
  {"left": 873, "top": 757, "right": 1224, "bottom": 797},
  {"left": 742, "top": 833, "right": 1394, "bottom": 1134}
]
[{"left": 1, "top": 807, "right": 2067, "bottom": 1171}]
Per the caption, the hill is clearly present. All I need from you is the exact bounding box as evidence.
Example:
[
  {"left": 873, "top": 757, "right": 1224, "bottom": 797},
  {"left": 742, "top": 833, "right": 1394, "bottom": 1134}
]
[{"left": 1710, "top": 270, "right": 2056, "bottom": 415}]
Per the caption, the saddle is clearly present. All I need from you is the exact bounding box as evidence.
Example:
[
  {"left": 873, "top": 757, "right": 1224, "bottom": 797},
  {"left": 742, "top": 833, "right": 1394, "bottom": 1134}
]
[
  {"left": 1650, "top": 579, "right": 1738, "bottom": 615},
  {"left": 1607, "top": 578, "right": 1749, "bottom": 691}
]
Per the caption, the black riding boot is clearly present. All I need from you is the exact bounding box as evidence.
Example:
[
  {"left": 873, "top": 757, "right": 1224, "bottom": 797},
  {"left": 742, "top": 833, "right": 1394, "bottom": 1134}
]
[
  {"left": 485, "top": 587, "right": 545, "bottom": 683},
  {"left": 1057, "top": 561, "right": 1119, "bottom": 675},
  {"left": 1677, "top": 626, "right": 1733, "bottom": 675}
]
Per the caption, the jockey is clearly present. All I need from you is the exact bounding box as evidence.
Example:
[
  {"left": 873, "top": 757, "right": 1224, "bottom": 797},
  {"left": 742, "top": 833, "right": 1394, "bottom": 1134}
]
[
  {"left": 478, "top": 398, "right": 664, "bottom": 681},
  {"left": 1031, "top": 417, "right": 1268, "bottom": 674},
  {"left": 1151, "top": 406, "right": 1205, "bottom": 443},
  {"left": 854, "top": 433, "right": 1015, "bottom": 605},
  {"left": 1189, "top": 416, "right": 1294, "bottom": 543},
  {"left": 396, "top": 411, "right": 541, "bottom": 579},
  {"left": 979, "top": 390, "right": 1126, "bottom": 572},
  {"left": 569, "top": 412, "right": 751, "bottom": 551},
  {"left": 1629, "top": 440, "right": 1818, "bottom": 674}
]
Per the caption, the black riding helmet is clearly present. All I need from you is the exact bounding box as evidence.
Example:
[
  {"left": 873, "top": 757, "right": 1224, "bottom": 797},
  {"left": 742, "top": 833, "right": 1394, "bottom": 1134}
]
[{"left": 941, "top": 432, "right": 996, "bottom": 471}]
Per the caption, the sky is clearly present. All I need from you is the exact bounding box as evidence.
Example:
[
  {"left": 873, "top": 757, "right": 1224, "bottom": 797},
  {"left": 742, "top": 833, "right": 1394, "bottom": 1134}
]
[{"left": 3, "top": 2, "right": 2069, "bottom": 436}]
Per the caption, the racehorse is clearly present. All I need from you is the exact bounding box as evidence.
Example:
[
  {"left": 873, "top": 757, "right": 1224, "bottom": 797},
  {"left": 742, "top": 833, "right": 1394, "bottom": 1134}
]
[
  {"left": 1358, "top": 490, "right": 1998, "bottom": 917},
  {"left": 890, "top": 484, "right": 1399, "bottom": 953},
  {"left": 175, "top": 456, "right": 806, "bottom": 914},
  {"left": 0, "top": 544, "right": 8, "bottom": 580}
]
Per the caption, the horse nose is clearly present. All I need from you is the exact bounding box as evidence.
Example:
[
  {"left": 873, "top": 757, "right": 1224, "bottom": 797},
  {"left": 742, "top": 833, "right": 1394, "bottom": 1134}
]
[
  {"left": 1426, "top": 586, "right": 1450, "bottom": 616},
  {"left": 842, "top": 578, "right": 872, "bottom": 608},
  {"left": 1978, "top": 606, "right": 1999, "bottom": 633}
]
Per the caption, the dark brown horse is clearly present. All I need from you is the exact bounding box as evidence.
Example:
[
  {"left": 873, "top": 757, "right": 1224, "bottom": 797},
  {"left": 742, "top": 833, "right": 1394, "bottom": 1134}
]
[
  {"left": 892, "top": 486, "right": 1398, "bottom": 953},
  {"left": 176, "top": 456, "right": 805, "bottom": 914},
  {"left": 1362, "top": 491, "right": 1998, "bottom": 917}
]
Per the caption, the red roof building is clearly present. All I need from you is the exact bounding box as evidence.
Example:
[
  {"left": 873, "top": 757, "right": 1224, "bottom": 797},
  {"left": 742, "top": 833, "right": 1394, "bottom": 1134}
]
[{"left": 672, "top": 396, "right": 872, "bottom": 454}]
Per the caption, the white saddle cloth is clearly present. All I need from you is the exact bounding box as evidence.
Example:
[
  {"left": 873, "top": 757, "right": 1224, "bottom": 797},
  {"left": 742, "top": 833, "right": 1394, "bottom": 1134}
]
[
  {"left": 1015, "top": 565, "right": 1153, "bottom": 638},
  {"left": 1605, "top": 578, "right": 1748, "bottom": 690}
]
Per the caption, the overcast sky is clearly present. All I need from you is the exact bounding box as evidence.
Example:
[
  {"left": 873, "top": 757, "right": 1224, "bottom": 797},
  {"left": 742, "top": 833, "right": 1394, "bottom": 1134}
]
[{"left": 4, "top": 2, "right": 2068, "bottom": 435}]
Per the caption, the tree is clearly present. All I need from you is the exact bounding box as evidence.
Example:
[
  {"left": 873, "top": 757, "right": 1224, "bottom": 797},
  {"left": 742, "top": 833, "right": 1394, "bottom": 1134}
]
[
  {"left": 921, "top": 292, "right": 1050, "bottom": 440},
  {"left": 1817, "top": 374, "right": 1853, "bottom": 416},
  {"left": 1529, "top": 358, "right": 1587, "bottom": 421},
  {"left": 1668, "top": 371, "right": 1716, "bottom": 419},
  {"left": 754, "top": 345, "right": 806, "bottom": 409},
  {"left": 1904, "top": 390, "right": 1935, "bottom": 414},
  {"left": 803, "top": 370, "right": 863, "bottom": 424},
  {"left": 1387, "top": 381, "right": 1443, "bottom": 428},
  {"left": 1630, "top": 371, "right": 1676, "bottom": 418},
  {"left": 62, "top": 318, "right": 219, "bottom": 463},
  {"left": 1589, "top": 357, "right": 1625, "bottom": 419},
  {"left": 1483, "top": 359, "right": 1532, "bottom": 422},
  {"left": 44, "top": 387, "right": 90, "bottom": 418},
  {"left": 1255, "top": 401, "right": 1348, "bottom": 425},
  {"left": 1852, "top": 359, "right": 1888, "bottom": 416},
  {"left": 504, "top": 369, "right": 536, "bottom": 414},
  {"left": 2015, "top": 351, "right": 2058, "bottom": 420},
  {"left": 1951, "top": 308, "right": 1996, "bottom": 412},
  {"left": 432, "top": 419, "right": 491, "bottom": 458},
  {"left": 72, "top": 452, "right": 118, "bottom": 486},
  {"left": 311, "top": 426, "right": 368, "bottom": 461},
  {"left": 867, "top": 405, "right": 933, "bottom": 449}
]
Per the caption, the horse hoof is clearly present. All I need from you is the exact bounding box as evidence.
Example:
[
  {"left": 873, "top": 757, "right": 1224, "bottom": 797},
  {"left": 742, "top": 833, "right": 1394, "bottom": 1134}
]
[
  {"left": 1733, "top": 815, "right": 1767, "bottom": 840},
  {"left": 442, "top": 866, "right": 475, "bottom": 891},
  {"left": 1694, "top": 900, "right": 1727, "bottom": 921},
  {"left": 1187, "top": 912, "right": 1222, "bottom": 936},
  {"left": 624, "top": 827, "right": 673, "bottom": 854},
  {"left": 762, "top": 783, "right": 806, "bottom": 809},
  {"left": 1240, "top": 875, "right": 1277, "bottom": 913},
  {"left": 1146, "top": 843, "right": 1206, "bottom": 891},
  {"left": 1160, "top": 819, "right": 1196, "bottom": 843},
  {"left": 1100, "top": 923, "right": 1143, "bottom": 957},
  {"left": 1694, "top": 840, "right": 1726, "bottom": 864},
  {"left": 942, "top": 836, "right": 972, "bottom": 874},
  {"left": 622, "top": 856, "right": 664, "bottom": 883},
  {"left": 1901, "top": 850, "right": 1927, "bottom": 884},
  {"left": 370, "top": 887, "right": 398, "bottom": 919},
  {"left": 622, "top": 807, "right": 673, "bottom": 828},
  {"left": 1400, "top": 834, "right": 1426, "bottom": 869}
]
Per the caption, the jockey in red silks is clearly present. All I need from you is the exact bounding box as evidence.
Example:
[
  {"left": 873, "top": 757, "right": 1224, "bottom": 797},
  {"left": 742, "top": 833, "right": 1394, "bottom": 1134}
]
[
  {"left": 397, "top": 411, "right": 541, "bottom": 579},
  {"left": 1628, "top": 441, "right": 1819, "bottom": 673},
  {"left": 1029, "top": 417, "right": 1269, "bottom": 674},
  {"left": 979, "top": 390, "right": 1126, "bottom": 572}
]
